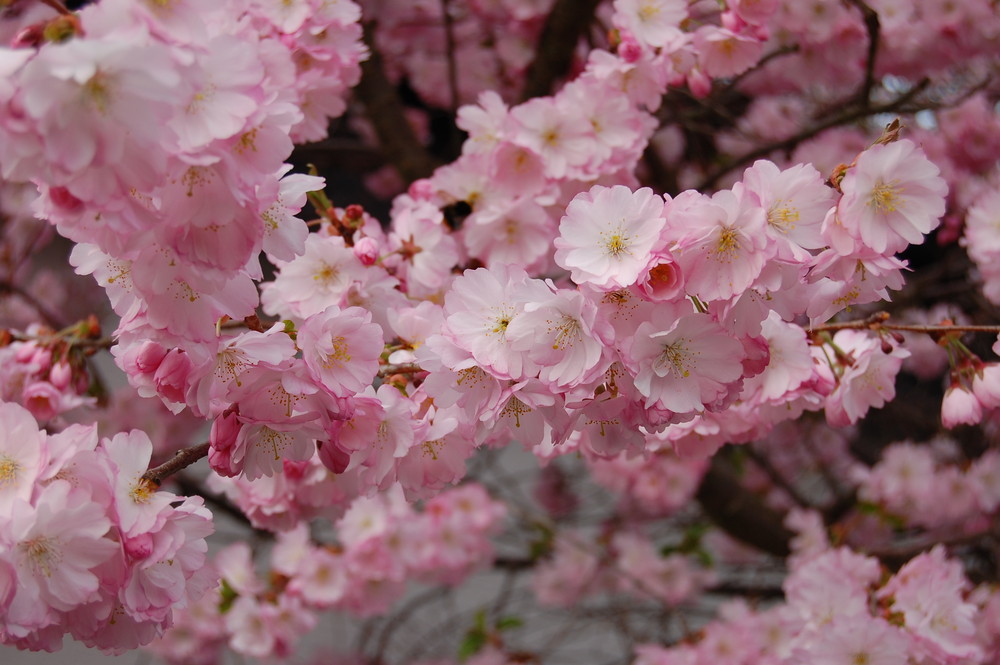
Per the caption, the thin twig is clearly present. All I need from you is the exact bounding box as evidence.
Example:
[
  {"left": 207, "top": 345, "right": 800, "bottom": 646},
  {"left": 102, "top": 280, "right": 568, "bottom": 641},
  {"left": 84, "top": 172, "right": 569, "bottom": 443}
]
[
  {"left": 0, "top": 279, "right": 68, "bottom": 329},
  {"left": 439, "top": 0, "right": 460, "bottom": 115},
  {"left": 844, "top": 0, "right": 881, "bottom": 109},
  {"left": 812, "top": 311, "right": 1000, "bottom": 335},
  {"left": 378, "top": 362, "right": 425, "bottom": 377},
  {"left": 744, "top": 445, "right": 813, "bottom": 509},
  {"left": 369, "top": 587, "right": 449, "bottom": 663},
  {"left": 697, "top": 78, "right": 930, "bottom": 190},
  {"left": 142, "top": 442, "right": 210, "bottom": 487}
]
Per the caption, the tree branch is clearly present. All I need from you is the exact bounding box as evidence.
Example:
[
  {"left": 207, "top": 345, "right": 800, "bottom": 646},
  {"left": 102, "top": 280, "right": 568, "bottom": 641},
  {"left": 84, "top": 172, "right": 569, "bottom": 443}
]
[
  {"left": 812, "top": 311, "right": 1000, "bottom": 335},
  {"left": 354, "top": 22, "right": 438, "bottom": 183},
  {"left": 439, "top": 0, "right": 460, "bottom": 115},
  {"left": 378, "top": 362, "right": 424, "bottom": 377},
  {"left": 142, "top": 442, "right": 210, "bottom": 487},
  {"left": 845, "top": 0, "right": 881, "bottom": 109},
  {"left": 697, "top": 78, "right": 930, "bottom": 190},
  {"left": 0, "top": 279, "right": 69, "bottom": 330},
  {"left": 696, "top": 456, "right": 794, "bottom": 557},
  {"left": 519, "top": 0, "right": 603, "bottom": 102}
]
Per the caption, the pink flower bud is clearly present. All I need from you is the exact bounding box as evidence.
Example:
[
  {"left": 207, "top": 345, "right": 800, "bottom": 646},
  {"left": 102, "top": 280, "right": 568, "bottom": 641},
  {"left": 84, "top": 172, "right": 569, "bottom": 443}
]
[
  {"left": 49, "top": 360, "right": 72, "bottom": 390},
  {"left": 942, "top": 385, "right": 982, "bottom": 428},
  {"left": 124, "top": 532, "right": 154, "bottom": 560},
  {"left": 153, "top": 349, "right": 193, "bottom": 404},
  {"left": 353, "top": 236, "right": 379, "bottom": 266},
  {"left": 29, "top": 345, "right": 52, "bottom": 369},
  {"left": 209, "top": 411, "right": 244, "bottom": 477},
  {"left": 14, "top": 341, "right": 39, "bottom": 364},
  {"left": 0, "top": 559, "right": 15, "bottom": 613},
  {"left": 22, "top": 381, "right": 61, "bottom": 422},
  {"left": 132, "top": 341, "right": 168, "bottom": 376}
]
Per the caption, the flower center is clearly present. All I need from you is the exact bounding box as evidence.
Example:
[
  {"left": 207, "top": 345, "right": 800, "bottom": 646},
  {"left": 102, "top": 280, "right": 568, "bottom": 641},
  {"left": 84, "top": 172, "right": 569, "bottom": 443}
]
[
  {"left": 550, "top": 315, "right": 582, "bottom": 350},
  {"left": 0, "top": 455, "right": 21, "bottom": 487},
  {"left": 21, "top": 536, "right": 62, "bottom": 578},
  {"left": 867, "top": 179, "right": 901, "bottom": 214},
  {"left": 129, "top": 478, "right": 156, "bottom": 505},
  {"left": 602, "top": 224, "right": 632, "bottom": 258},
  {"left": 655, "top": 340, "right": 692, "bottom": 378},
  {"left": 768, "top": 201, "right": 800, "bottom": 232},
  {"left": 321, "top": 336, "right": 352, "bottom": 368},
  {"left": 713, "top": 227, "right": 741, "bottom": 263}
]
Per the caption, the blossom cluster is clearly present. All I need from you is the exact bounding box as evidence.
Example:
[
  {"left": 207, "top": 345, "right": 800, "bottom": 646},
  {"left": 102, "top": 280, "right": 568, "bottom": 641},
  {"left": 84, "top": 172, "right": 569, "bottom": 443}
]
[
  {"left": 150, "top": 483, "right": 505, "bottom": 663},
  {"left": 0, "top": 401, "right": 213, "bottom": 653},
  {"left": 0, "top": 0, "right": 368, "bottom": 474},
  {"left": 634, "top": 541, "right": 996, "bottom": 665},
  {"left": 533, "top": 528, "right": 714, "bottom": 609},
  {"left": 0, "top": 0, "right": 997, "bottom": 660},
  {"left": 0, "top": 323, "right": 94, "bottom": 424},
  {"left": 855, "top": 440, "right": 1000, "bottom": 532}
]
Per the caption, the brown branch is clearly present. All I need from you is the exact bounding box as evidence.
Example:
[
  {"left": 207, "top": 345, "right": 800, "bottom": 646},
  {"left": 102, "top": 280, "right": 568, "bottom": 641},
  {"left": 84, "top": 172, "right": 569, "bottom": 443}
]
[
  {"left": 354, "top": 22, "right": 437, "bottom": 183},
  {"left": 0, "top": 279, "right": 69, "bottom": 329},
  {"left": 378, "top": 362, "right": 424, "bottom": 377},
  {"left": 519, "top": 0, "right": 603, "bottom": 102},
  {"left": 845, "top": 0, "right": 881, "bottom": 109},
  {"left": 439, "top": 0, "right": 460, "bottom": 115},
  {"left": 696, "top": 456, "right": 794, "bottom": 557},
  {"left": 142, "top": 442, "right": 210, "bottom": 487},
  {"left": 697, "top": 78, "right": 930, "bottom": 190},
  {"left": 812, "top": 311, "right": 1000, "bottom": 335},
  {"left": 171, "top": 474, "right": 277, "bottom": 542},
  {"left": 744, "top": 446, "right": 814, "bottom": 509},
  {"left": 723, "top": 44, "right": 800, "bottom": 92}
]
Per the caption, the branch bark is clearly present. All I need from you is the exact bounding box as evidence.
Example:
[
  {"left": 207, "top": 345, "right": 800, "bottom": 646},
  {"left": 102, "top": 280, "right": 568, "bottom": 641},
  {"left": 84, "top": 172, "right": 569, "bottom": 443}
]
[
  {"left": 697, "top": 78, "right": 930, "bottom": 190},
  {"left": 142, "top": 442, "right": 210, "bottom": 487},
  {"left": 519, "top": 0, "right": 603, "bottom": 102},
  {"left": 845, "top": 0, "right": 881, "bottom": 109},
  {"left": 354, "top": 22, "right": 438, "bottom": 183},
  {"left": 696, "top": 456, "right": 794, "bottom": 557}
]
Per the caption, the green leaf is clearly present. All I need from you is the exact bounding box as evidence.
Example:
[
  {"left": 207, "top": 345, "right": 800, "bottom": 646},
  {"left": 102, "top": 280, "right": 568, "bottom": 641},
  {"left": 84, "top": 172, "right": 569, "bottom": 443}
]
[
  {"left": 457, "top": 632, "right": 486, "bottom": 661},
  {"left": 496, "top": 616, "right": 523, "bottom": 631},
  {"left": 217, "top": 579, "right": 238, "bottom": 614}
]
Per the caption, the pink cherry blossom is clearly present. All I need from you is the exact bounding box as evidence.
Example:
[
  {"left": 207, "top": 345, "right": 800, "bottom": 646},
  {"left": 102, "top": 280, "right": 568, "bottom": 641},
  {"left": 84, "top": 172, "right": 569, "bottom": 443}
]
[
  {"left": 554, "top": 185, "right": 666, "bottom": 290},
  {"left": 833, "top": 139, "right": 948, "bottom": 255}
]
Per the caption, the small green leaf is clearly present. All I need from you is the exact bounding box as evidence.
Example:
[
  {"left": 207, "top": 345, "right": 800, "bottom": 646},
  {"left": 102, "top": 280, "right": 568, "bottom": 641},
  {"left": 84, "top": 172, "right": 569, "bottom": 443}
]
[
  {"left": 496, "top": 616, "right": 523, "bottom": 631},
  {"left": 217, "top": 579, "right": 238, "bottom": 614}
]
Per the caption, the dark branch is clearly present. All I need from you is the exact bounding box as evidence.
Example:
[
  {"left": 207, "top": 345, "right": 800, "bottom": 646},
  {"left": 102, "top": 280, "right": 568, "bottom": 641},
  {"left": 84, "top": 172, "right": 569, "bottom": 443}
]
[
  {"left": 0, "top": 279, "right": 69, "bottom": 329},
  {"left": 697, "top": 78, "right": 930, "bottom": 190},
  {"left": 354, "top": 22, "right": 438, "bottom": 183},
  {"left": 439, "top": 0, "right": 460, "bottom": 115},
  {"left": 519, "top": 0, "right": 603, "bottom": 102},
  {"left": 845, "top": 0, "right": 881, "bottom": 109},
  {"left": 142, "top": 442, "right": 210, "bottom": 487},
  {"left": 812, "top": 311, "right": 1000, "bottom": 335},
  {"left": 696, "top": 456, "right": 794, "bottom": 557}
]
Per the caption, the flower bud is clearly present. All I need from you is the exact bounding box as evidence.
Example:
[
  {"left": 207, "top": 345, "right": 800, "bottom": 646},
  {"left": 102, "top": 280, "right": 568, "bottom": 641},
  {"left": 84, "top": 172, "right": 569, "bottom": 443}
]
[{"left": 353, "top": 236, "right": 379, "bottom": 266}]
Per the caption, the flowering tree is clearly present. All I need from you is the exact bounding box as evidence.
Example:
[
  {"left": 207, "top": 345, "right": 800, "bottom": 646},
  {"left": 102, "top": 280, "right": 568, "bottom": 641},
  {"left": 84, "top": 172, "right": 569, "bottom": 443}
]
[{"left": 0, "top": 0, "right": 999, "bottom": 663}]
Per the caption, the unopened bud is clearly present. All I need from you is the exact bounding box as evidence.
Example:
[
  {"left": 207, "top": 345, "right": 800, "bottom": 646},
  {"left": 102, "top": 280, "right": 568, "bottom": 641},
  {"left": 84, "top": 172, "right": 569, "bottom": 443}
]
[{"left": 353, "top": 236, "right": 379, "bottom": 266}]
